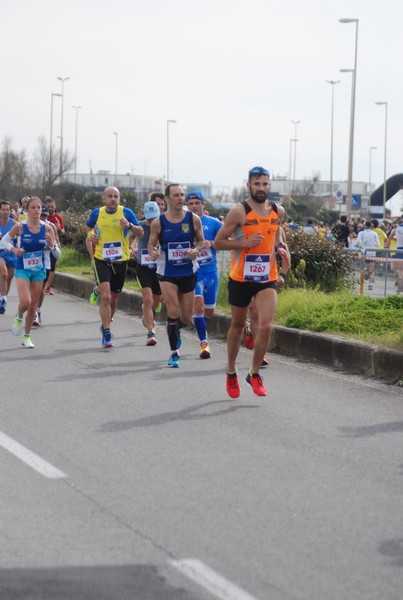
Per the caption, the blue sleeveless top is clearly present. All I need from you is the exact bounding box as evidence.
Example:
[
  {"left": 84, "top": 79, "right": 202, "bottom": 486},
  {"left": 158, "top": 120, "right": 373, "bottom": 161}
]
[
  {"left": 156, "top": 211, "right": 198, "bottom": 277},
  {"left": 16, "top": 222, "right": 48, "bottom": 271}
]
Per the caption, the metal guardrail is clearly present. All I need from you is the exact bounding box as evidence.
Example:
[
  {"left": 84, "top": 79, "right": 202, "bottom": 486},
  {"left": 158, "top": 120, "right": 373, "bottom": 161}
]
[{"left": 343, "top": 247, "right": 403, "bottom": 297}]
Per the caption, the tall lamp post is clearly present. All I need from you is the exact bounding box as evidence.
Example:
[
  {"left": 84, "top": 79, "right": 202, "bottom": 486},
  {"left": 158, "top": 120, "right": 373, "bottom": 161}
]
[
  {"left": 288, "top": 138, "right": 298, "bottom": 201},
  {"left": 291, "top": 120, "right": 300, "bottom": 195},
  {"left": 288, "top": 138, "right": 293, "bottom": 200},
  {"left": 375, "top": 101, "right": 388, "bottom": 218},
  {"left": 326, "top": 80, "right": 340, "bottom": 199},
  {"left": 49, "top": 92, "right": 62, "bottom": 186},
  {"left": 113, "top": 132, "right": 118, "bottom": 185},
  {"left": 72, "top": 105, "right": 82, "bottom": 184},
  {"left": 143, "top": 159, "right": 149, "bottom": 190},
  {"left": 339, "top": 18, "right": 359, "bottom": 218},
  {"left": 167, "top": 119, "right": 176, "bottom": 182},
  {"left": 57, "top": 76, "right": 70, "bottom": 179},
  {"left": 368, "top": 146, "right": 377, "bottom": 202}
]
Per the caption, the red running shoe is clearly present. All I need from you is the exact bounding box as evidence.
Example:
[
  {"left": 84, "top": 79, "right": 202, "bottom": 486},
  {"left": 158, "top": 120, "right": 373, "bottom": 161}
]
[
  {"left": 243, "top": 324, "right": 254, "bottom": 350},
  {"left": 226, "top": 372, "right": 240, "bottom": 399},
  {"left": 245, "top": 371, "right": 267, "bottom": 396}
]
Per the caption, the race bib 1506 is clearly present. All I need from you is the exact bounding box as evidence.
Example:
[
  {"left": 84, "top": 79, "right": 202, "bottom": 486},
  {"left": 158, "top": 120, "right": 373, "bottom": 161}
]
[{"left": 102, "top": 241, "right": 123, "bottom": 262}]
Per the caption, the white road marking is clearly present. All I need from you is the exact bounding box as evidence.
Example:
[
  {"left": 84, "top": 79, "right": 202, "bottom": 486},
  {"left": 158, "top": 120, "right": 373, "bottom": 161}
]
[
  {"left": 0, "top": 431, "right": 67, "bottom": 479},
  {"left": 170, "top": 559, "right": 259, "bottom": 600}
]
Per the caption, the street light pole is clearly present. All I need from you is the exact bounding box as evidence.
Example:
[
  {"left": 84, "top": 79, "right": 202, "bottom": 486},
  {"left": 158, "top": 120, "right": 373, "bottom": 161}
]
[
  {"left": 339, "top": 18, "right": 359, "bottom": 218},
  {"left": 49, "top": 92, "right": 62, "bottom": 188},
  {"left": 143, "top": 159, "right": 149, "bottom": 190},
  {"left": 375, "top": 102, "right": 388, "bottom": 218},
  {"left": 72, "top": 105, "right": 82, "bottom": 184},
  {"left": 368, "top": 146, "right": 377, "bottom": 200},
  {"left": 167, "top": 119, "right": 176, "bottom": 182},
  {"left": 288, "top": 138, "right": 293, "bottom": 200},
  {"left": 326, "top": 80, "right": 340, "bottom": 200},
  {"left": 113, "top": 132, "right": 118, "bottom": 185},
  {"left": 291, "top": 120, "right": 300, "bottom": 195},
  {"left": 57, "top": 76, "right": 70, "bottom": 179},
  {"left": 288, "top": 139, "right": 297, "bottom": 206}
]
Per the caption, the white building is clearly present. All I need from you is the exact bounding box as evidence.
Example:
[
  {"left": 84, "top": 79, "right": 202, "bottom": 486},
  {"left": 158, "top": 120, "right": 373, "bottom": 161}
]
[{"left": 65, "top": 170, "right": 373, "bottom": 212}]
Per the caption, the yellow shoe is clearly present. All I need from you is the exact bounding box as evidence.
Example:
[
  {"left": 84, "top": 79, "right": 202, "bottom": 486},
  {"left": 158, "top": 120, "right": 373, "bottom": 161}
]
[{"left": 199, "top": 340, "right": 211, "bottom": 359}]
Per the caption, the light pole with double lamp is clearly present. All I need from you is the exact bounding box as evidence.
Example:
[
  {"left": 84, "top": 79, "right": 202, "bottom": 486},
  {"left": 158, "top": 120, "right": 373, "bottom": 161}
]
[
  {"left": 326, "top": 80, "right": 340, "bottom": 200},
  {"left": 49, "top": 92, "right": 62, "bottom": 186},
  {"left": 339, "top": 17, "right": 359, "bottom": 218},
  {"left": 375, "top": 101, "right": 388, "bottom": 218},
  {"left": 72, "top": 105, "right": 82, "bottom": 184},
  {"left": 166, "top": 119, "right": 176, "bottom": 182},
  {"left": 291, "top": 120, "right": 300, "bottom": 196},
  {"left": 288, "top": 138, "right": 297, "bottom": 202},
  {"left": 57, "top": 76, "right": 70, "bottom": 179}
]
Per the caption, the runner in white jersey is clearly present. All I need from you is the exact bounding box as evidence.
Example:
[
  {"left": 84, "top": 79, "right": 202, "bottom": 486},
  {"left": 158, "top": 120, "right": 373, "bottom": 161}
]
[{"left": 357, "top": 220, "right": 379, "bottom": 292}]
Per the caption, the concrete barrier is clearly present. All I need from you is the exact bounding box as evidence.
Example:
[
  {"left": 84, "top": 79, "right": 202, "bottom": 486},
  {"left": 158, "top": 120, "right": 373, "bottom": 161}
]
[{"left": 54, "top": 272, "right": 403, "bottom": 384}]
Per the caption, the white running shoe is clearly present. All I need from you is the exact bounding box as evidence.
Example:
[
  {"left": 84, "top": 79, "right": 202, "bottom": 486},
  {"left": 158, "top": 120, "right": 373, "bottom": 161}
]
[
  {"left": 21, "top": 335, "right": 35, "bottom": 348},
  {"left": 12, "top": 316, "right": 23, "bottom": 336}
]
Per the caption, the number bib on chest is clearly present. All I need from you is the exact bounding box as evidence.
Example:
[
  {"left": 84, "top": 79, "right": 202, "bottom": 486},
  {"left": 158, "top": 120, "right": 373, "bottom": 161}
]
[
  {"left": 140, "top": 249, "right": 157, "bottom": 268},
  {"left": 102, "top": 241, "right": 123, "bottom": 262},
  {"left": 197, "top": 246, "right": 213, "bottom": 266},
  {"left": 23, "top": 251, "right": 44, "bottom": 271},
  {"left": 167, "top": 241, "right": 191, "bottom": 265},
  {"left": 243, "top": 254, "right": 270, "bottom": 282}
]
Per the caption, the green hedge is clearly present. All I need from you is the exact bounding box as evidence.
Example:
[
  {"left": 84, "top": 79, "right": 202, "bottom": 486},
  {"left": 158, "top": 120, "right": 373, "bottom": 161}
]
[{"left": 286, "top": 232, "right": 354, "bottom": 292}]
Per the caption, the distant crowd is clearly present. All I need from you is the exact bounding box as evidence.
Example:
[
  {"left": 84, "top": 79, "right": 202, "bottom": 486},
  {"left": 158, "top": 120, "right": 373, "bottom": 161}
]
[{"left": 285, "top": 213, "right": 403, "bottom": 292}]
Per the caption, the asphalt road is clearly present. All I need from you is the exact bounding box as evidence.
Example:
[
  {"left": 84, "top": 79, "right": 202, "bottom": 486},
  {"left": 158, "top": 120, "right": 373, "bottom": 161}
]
[{"left": 1, "top": 285, "right": 403, "bottom": 600}]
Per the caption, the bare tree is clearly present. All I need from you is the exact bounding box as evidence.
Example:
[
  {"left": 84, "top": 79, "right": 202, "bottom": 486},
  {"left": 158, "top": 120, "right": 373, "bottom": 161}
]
[
  {"left": 30, "top": 136, "right": 74, "bottom": 197},
  {"left": 231, "top": 186, "right": 247, "bottom": 203},
  {"left": 0, "top": 136, "right": 30, "bottom": 198},
  {"left": 299, "top": 171, "right": 321, "bottom": 200}
]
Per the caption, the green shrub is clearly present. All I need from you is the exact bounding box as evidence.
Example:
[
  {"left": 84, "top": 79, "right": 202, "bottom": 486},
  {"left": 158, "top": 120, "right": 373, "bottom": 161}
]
[
  {"left": 61, "top": 211, "right": 89, "bottom": 253},
  {"left": 286, "top": 232, "right": 354, "bottom": 292}
]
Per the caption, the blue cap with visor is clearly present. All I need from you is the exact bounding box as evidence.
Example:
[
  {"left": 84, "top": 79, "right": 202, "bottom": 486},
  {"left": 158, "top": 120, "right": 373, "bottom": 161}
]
[
  {"left": 248, "top": 166, "right": 271, "bottom": 180},
  {"left": 185, "top": 191, "right": 205, "bottom": 202}
]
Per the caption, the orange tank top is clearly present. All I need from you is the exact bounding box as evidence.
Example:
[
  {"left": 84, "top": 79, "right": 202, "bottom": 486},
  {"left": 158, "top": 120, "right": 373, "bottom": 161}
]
[{"left": 229, "top": 201, "right": 280, "bottom": 283}]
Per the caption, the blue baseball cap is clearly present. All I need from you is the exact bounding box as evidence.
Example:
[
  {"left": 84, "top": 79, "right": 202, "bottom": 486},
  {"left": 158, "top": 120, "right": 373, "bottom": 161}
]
[{"left": 185, "top": 191, "right": 205, "bottom": 202}]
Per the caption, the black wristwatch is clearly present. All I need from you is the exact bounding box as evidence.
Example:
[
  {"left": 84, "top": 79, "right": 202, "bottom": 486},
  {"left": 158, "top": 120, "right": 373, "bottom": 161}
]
[
  {"left": 128, "top": 223, "right": 132, "bottom": 230},
  {"left": 279, "top": 272, "right": 287, "bottom": 279}
]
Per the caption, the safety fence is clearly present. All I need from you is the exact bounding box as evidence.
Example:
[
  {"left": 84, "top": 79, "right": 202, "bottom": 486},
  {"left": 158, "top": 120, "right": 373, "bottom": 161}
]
[{"left": 344, "top": 247, "right": 403, "bottom": 297}]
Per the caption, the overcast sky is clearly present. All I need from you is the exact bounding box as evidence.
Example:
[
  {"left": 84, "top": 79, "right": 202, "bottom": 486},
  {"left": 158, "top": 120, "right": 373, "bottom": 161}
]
[{"left": 2, "top": 0, "right": 403, "bottom": 194}]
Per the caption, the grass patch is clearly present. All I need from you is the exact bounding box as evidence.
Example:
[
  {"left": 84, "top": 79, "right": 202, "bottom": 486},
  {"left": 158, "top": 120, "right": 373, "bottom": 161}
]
[
  {"left": 275, "top": 288, "right": 403, "bottom": 350},
  {"left": 57, "top": 246, "right": 92, "bottom": 274}
]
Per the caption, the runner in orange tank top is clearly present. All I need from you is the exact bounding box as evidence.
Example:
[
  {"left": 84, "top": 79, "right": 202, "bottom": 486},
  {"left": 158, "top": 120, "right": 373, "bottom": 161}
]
[{"left": 214, "top": 166, "right": 290, "bottom": 399}]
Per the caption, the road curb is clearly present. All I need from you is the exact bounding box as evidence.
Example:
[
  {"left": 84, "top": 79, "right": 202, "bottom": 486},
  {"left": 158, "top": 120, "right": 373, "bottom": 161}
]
[{"left": 54, "top": 272, "right": 403, "bottom": 384}]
